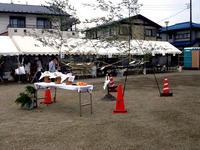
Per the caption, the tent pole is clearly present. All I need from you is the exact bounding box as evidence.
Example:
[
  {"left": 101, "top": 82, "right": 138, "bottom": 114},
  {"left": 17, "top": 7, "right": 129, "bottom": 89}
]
[
  {"left": 16, "top": 55, "right": 21, "bottom": 84},
  {"left": 153, "top": 68, "right": 161, "bottom": 95}
]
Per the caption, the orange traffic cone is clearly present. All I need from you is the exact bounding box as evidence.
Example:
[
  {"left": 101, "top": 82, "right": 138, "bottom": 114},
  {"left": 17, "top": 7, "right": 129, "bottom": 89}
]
[
  {"left": 160, "top": 77, "right": 173, "bottom": 96},
  {"left": 112, "top": 84, "right": 128, "bottom": 114},
  {"left": 102, "top": 74, "right": 116, "bottom": 101},
  {"left": 42, "top": 88, "right": 53, "bottom": 104},
  {"left": 109, "top": 74, "right": 117, "bottom": 92}
]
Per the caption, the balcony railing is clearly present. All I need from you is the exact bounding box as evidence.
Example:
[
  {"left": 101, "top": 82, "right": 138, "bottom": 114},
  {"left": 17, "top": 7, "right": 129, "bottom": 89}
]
[
  {"left": 7, "top": 24, "right": 76, "bottom": 32},
  {"left": 7, "top": 24, "right": 53, "bottom": 29},
  {"left": 7, "top": 28, "right": 79, "bottom": 38},
  {"left": 7, "top": 23, "right": 79, "bottom": 38}
]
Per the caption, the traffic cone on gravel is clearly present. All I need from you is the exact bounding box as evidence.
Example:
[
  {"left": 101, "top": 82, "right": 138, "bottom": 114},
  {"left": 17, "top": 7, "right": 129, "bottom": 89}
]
[
  {"left": 109, "top": 74, "right": 117, "bottom": 92},
  {"left": 112, "top": 84, "right": 128, "bottom": 114},
  {"left": 42, "top": 88, "right": 53, "bottom": 104},
  {"left": 160, "top": 77, "right": 173, "bottom": 96},
  {"left": 102, "top": 74, "right": 116, "bottom": 101}
]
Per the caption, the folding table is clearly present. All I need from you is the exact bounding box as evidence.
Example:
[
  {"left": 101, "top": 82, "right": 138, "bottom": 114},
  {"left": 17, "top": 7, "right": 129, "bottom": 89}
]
[{"left": 34, "top": 82, "right": 93, "bottom": 116}]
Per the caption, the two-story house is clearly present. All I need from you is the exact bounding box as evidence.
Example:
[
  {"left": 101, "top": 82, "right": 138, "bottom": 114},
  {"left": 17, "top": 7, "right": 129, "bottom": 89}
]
[
  {"left": 84, "top": 14, "right": 162, "bottom": 41},
  {"left": 159, "top": 22, "right": 200, "bottom": 49},
  {"left": 159, "top": 22, "right": 200, "bottom": 65},
  {"left": 0, "top": 2, "right": 79, "bottom": 77},
  {"left": 0, "top": 3, "right": 78, "bottom": 37}
]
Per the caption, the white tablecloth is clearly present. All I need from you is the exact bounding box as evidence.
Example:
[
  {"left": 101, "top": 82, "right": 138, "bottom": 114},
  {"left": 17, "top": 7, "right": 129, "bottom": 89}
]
[{"left": 34, "top": 82, "right": 93, "bottom": 92}]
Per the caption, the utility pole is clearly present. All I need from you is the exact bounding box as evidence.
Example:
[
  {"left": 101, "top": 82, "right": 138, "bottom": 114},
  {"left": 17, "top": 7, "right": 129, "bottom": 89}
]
[
  {"left": 165, "top": 21, "right": 169, "bottom": 71},
  {"left": 165, "top": 21, "right": 169, "bottom": 41},
  {"left": 190, "top": 0, "right": 192, "bottom": 46}
]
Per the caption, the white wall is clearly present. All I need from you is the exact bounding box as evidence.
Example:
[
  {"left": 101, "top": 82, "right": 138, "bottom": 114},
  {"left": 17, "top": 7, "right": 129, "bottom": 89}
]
[
  {"left": 26, "top": 15, "right": 37, "bottom": 27},
  {"left": 0, "top": 13, "right": 79, "bottom": 38},
  {"left": 0, "top": 14, "right": 10, "bottom": 34}
]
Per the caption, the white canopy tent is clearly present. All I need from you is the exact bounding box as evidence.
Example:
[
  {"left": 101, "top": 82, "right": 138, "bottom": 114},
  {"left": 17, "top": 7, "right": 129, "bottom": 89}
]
[
  {"left": 137, "top": 40, "right": 182, "bottom": 56},
  {"left": 11, "top": 36, "right": 59, "bottom": 55},
  {"left": 64, "top": 38, "right": 98, "bottom": 55},
  {"left": 9, "top": 36, "right": 181, "bottom": 56},
  {"left": 61, "top": 38, "right": 181, "bottom": 56},
  {"left": 0, "top": 36, "right": 19, "bottom": 56},
  {"left": 61, "top": 38, "right": 122, "bottom": 56},
  {"left": 120, "top": 40, "right": 182, "bottom": 56}
]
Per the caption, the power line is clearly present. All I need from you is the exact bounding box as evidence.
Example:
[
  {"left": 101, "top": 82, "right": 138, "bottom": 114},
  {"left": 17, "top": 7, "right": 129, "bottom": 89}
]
[
  {"left": 141, "top": 4, "right": 187, "bottom": 7},
  {"left": 140, "top": 4, "right": 188, "bottom": 10},
  {"left": 141, "top": 8, "right": 186, "bottom": 10},
  {"left": 157, "top": 8, "right": 188, "bottom": 23}
]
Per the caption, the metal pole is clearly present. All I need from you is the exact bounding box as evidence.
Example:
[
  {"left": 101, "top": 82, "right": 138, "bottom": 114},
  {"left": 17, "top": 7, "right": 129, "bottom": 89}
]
[
  {"left": 54, "top": 88, "right": 57, "bottom": 103},
  {"left": 90, "top": 92, "right": 92, "bottom": 114},
  {"left": 123, "top": 0, "right": 132, "bottom": 96},
  {"left": 153, "top": 69, "right": 161, "bottom": 95},
  {"left": 17, "top": 55, "right": 21, "bottom": 84},
  {"left": 79, "top": 92, "right": 82, "bottom": 117},
  {"left": 190, "top": 0, "right": 192, "bottom": 46},
  {"left": 165, "top": 21, "right": 169, "bottom": 41},
  {"left": 165, "top": 21, "right": 169, "bottom": 71}
]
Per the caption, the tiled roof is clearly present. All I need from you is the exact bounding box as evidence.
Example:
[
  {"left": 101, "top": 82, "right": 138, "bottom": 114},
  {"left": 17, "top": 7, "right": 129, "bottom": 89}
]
[
  {"left": 172, "top": 41, "right": 191, "bottom": 47},
  {"left": 0, "top": 3, "right": 69, "bottom": 16},
  {"left": 160, "top": 22, "right": 200, "bottom": 32},
  {"left": 184, "top": 47, "right": 200, "bottom": 50},
  {"left": 172, "top": 39, "right": 200, "bottom": 47},
  {"left": 85, "top": 14, "right": 162, "bottom": 31}
]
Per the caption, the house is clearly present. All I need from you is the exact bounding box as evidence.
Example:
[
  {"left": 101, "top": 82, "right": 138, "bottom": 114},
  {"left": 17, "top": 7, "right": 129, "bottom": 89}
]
[
  {"left": 84, "top": 14, "right": 183, "bottom": 70},
  {"left": 159, "top": 22, "right": 200, "bottom": 65},
  {"left": 0, "top": 3, "right": 79, "bottom": 37},
  {"left": 0, "top": 2, "right": 79, "bottom": 75},
  {"left": 84, "top": 14, "right": 162, "bottom": 41},
  {"left": 159, "top": 22, "right": 200, "bottom": 49}
]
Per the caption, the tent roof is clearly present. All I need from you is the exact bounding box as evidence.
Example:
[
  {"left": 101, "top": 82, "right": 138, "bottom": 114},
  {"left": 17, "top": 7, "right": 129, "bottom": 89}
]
[
  {"left": 61, "top": 38, "right": 181, "bottom": 56},
  {"left": 11, "top": 36, "right": 58, "bottom": 55},
  {"left": 10, "top": 36, "right": 181, "bottom": 56},
  {"left": 0, "top": 36, "right": 19, "bottom": 56},
  {"left": 130, "top": 40, "right": 182, "bottom": 55},
  {"left": 62, "top": 38, "right": 121, "bottom": 55}
]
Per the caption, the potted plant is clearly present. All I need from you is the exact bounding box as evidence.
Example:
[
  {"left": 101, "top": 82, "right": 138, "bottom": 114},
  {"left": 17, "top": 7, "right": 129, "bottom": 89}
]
[{"left": 15, "top": 86, "right": 36, "bottom": 109}]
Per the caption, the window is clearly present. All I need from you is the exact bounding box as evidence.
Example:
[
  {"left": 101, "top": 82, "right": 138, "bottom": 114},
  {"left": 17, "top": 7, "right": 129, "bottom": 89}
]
[
  {"left": 183, "top": 33, "right": 190, "bottom": 38},
  {"left": 109, "top": 27, "right": 116, "bottom": 36},
  {"left": 60, "top": 19, "right": 71, "bottom": 31},
  {"left": 175, "top": 33, "right": 190, "bottom": 39},
  {"left": 119, "top": 25, "right": 131, "bottom": 35},
  {"left": 169, "top": 34, "right": 173, "bottom": 39},
  {"left": 9, "top": 16, "right": 25, "bottom": 28},
  {"left": 145, "top": 29, "right": 156, "bottom": 37},
  {"left": 37, "top": 18, "right": 52, "bottom": 29},
  {"left": 87, "top": 32, "right": 97, "bottom": 39},
  {"left": 175, "top": 34, "right": 182, "bottom": 39}
]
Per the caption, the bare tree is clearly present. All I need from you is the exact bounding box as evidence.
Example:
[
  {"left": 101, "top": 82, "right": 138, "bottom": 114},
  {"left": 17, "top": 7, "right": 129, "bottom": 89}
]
[
  {"left": 81, "top": 0, "right": 145, "bottom": 95},
  {"left": 30, "top": 0, "right": 80, "bottom": 58},
  {"left": 82, "top": 0, "right": 145, "bottom": 56}
]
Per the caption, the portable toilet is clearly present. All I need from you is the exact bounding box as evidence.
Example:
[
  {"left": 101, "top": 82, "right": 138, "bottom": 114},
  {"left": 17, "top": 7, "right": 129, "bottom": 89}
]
[{"left": 184, "top": 47, "right": 200, "bottom": 69}]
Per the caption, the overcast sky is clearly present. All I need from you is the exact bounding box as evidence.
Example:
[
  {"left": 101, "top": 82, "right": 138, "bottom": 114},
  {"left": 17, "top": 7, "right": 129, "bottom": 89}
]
[{"left": 2, "top": 0, "right": 200, "bottom": 28}]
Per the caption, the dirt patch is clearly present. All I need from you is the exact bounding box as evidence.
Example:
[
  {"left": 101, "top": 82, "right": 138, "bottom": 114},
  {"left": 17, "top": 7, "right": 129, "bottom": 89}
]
[{"left": 0, "top": 70, "right": 200, "bottom": 150}]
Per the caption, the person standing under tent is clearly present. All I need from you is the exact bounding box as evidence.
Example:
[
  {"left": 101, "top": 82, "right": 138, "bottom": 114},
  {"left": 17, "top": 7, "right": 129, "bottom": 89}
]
[
  {"left": 48, "top": 58, "right": 56, "bottom": 72},
  {"left": 24, "top": 60, "right": 31, "bottom": 82},
  {"left": 35, "top": 57, "right": 43, "bottom": 81},
  {"left": 91, "top": 63, "right": 97, "bottom": 78},
  {"left": 54, "top": 56, "right": 60, "bottom": 71}
]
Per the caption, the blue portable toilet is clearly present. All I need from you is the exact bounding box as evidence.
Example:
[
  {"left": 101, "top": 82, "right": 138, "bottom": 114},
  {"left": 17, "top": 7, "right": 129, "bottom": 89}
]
[
  {"left": 184, "top": 47, "right": 200, "bottom": 69},
  {"left": 184, "top": 48, "right": 192, "bottom": 67}
]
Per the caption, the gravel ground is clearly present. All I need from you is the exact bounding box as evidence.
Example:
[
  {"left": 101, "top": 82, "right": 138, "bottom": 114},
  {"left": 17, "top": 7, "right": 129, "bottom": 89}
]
[{"left": 0, "top": 70, "right": 200, "bottom": 150}]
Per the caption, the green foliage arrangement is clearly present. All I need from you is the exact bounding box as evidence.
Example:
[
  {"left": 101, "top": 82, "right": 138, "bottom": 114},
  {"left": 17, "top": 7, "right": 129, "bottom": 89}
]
[{"left": 15, "top": 86, "right": 36, "bottom": 109}]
